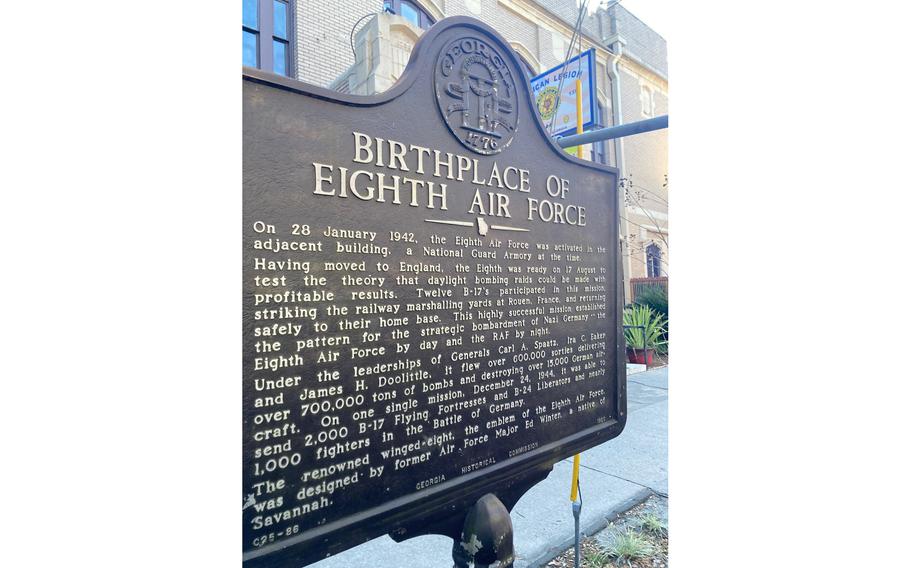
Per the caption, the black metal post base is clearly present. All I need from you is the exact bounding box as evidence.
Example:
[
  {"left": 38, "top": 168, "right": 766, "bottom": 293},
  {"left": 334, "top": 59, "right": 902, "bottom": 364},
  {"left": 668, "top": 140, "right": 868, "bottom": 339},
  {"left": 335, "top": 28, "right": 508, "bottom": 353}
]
[{"left": 452, "top": 493, "right": 514, "bottom": 568}]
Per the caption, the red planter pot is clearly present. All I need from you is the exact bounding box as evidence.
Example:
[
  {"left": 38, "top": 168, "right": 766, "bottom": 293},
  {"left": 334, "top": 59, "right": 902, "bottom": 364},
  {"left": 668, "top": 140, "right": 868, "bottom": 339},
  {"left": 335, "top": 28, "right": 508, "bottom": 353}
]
[{"left": 626, "top": 348, "right": 654, "bottom": 365}]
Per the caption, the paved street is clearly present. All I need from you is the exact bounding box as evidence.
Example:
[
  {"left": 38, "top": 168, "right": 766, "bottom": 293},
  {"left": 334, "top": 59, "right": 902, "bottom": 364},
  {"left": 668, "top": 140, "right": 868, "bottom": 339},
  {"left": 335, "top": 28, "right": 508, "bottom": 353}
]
[{"left": 310, "top": 366, "right": 669, "bottom": 568}]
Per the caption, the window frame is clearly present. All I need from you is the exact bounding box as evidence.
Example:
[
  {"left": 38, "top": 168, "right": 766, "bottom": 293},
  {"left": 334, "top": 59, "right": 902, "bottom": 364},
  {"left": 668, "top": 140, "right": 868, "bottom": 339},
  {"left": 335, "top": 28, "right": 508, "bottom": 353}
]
[
  {"left": 271, "top": 0, "right": 291, "bottom": 76},
  {"left": 384, "top": 0, "right": 436, "bottom": 29},
  {"left": 640, "top": 84, "right": 655, "bottom": 117},
  {"left": 646, "top": 243, "right": 662, "bottom": 278},
  {"left": 242, "top": 0, "right": 260, "bottom": 68},
  {"left": 242, "top": 0, "right": 296, "bottom": 77}
]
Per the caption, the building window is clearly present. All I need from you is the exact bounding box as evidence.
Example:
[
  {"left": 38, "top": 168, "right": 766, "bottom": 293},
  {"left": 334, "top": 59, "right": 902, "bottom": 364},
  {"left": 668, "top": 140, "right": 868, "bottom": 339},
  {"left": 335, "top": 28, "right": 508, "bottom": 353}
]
[
  {"left": 640, "top": 85, "right": 655, "bottom": 117},
  {"left": 242, "top": 0, "right": 259, "bottom": 68},
  {"left": 272, "top": 0, "right": 290, "bottom": 76},
  {"left": 646, "top": 244, "right": 662, "bottom": 277},
  {"left": 384, "top": 0, "right": 436, "bottom": 29},
  {"left": 242, "top": 0, "right": 292, "bottom": 76}
]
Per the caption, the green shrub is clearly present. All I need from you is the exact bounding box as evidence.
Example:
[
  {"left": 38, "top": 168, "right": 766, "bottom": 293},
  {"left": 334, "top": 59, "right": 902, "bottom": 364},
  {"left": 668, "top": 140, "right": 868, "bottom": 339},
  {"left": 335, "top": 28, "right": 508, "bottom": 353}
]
[
  {"left": 634, "top": 286, "right": 668, "bottom": 320},
  {"left": 623, "top": 304, "right": 667, "bottom": 350},
  {"left": 583, "top": 547, "right": 613, "bottom": 568}
]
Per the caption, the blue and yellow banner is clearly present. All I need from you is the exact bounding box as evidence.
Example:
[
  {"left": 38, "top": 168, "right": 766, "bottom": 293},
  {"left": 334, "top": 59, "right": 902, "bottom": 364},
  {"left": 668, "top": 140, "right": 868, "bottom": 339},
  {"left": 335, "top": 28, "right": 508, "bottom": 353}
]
[{"left": 530, "top": 48, "right": 597, "bottom": 137}]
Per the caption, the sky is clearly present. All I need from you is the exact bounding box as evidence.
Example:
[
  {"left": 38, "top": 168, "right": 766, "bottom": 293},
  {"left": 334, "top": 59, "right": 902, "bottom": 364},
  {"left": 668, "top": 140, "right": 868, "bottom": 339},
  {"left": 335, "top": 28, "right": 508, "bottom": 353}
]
[{"left": 581, "top": 0, "right": 671, "bottom": 39}]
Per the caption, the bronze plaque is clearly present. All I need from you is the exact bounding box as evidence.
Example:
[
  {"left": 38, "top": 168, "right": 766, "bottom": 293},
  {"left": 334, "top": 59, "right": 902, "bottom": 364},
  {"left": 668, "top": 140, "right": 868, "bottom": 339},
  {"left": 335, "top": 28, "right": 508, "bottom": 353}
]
[{"left": 243, "top": 16, "right": 625, "bottom": 568}]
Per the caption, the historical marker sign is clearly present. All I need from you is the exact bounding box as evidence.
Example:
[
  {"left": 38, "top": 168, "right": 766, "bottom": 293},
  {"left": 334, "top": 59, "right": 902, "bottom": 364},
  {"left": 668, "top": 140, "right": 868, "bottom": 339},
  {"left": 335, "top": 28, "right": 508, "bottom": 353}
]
[{"left": 243, "top": 17, "right": 626, "bottom": 568}]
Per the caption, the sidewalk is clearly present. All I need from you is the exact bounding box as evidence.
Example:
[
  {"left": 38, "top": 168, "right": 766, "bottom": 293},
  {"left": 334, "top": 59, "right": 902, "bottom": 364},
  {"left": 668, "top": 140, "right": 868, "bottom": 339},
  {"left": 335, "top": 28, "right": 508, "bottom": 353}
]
[{"left": 310, "top": 366, "right": 669, "bottom": 568}]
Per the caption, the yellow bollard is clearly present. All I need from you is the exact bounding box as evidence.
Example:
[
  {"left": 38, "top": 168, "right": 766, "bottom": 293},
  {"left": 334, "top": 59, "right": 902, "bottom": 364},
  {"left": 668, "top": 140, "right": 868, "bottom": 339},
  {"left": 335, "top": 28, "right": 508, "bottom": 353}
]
[
  {"left": 575, "top": 79, "right": 584, "bottom": 159},
  {"left": 570, "top": 78, "right": 584, "bottom": 503},
  {"left": 570, "top": 453, "right": 580, "bottom": 501}
]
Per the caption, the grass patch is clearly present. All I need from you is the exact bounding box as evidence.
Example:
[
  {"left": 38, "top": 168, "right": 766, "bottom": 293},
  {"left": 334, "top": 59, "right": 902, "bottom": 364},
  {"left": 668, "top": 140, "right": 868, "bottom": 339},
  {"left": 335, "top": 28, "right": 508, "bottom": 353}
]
[
  {"left": 547, "top": 496, "right": 668, "bottom": 568},
  {"left": 605, "top": 529, "right": 655, "bottom": 562},
  {"left": 637, "top": 513, "right": 667, "bottom": 536},
  {"left": 583, "top": 547, "right": 613, "bottom": 568}
]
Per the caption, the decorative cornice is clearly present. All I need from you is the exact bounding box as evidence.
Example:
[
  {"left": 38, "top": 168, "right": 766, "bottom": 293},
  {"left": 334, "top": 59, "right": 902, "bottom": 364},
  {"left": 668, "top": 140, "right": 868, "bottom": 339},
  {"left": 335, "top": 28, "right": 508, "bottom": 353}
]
[{"left": 509, "top": 41, "right": 542, "bottom": 74}]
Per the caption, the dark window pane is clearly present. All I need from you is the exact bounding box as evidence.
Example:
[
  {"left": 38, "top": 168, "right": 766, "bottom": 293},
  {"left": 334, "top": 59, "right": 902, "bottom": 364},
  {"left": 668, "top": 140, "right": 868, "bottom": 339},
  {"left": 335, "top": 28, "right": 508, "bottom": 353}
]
[
  {"left": 243, "top": 30, "right": 258, "bottom": 68},
  {"left": 243, "top": 0, "right": 258, "bottom": 30},
  {"left": 646, "top": 245, "right": 661, "bottom": 277},
  {"left": 273, "top": 40, "right": 288, "bottom": 75},
  {"left": 400, "top": 2, "right": 420, "bottom": 27},
  {"left": 273, "top": 0, "right": 288, "bottom": 40}
]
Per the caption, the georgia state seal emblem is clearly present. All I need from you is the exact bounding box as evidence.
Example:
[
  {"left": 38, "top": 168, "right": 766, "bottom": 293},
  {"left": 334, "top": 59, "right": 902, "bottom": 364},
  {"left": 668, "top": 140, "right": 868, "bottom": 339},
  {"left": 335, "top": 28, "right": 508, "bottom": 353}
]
[{"left": 434, "top": 36, "right": 519, "bottom": 155}]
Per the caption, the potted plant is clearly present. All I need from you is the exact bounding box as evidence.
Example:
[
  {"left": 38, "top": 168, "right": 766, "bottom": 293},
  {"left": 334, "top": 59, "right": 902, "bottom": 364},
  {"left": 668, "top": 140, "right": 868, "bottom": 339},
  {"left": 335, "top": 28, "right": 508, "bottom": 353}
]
[{"left": 623, "top": 304, "right": 667, "bottom": 365}]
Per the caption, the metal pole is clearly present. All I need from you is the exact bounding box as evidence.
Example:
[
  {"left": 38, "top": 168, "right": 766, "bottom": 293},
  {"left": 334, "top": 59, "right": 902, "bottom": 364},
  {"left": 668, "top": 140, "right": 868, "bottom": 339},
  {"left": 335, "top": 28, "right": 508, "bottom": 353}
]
[
  {"left": 569, "top": 78, "right": 584, "bottom": 564},
  {"left": 638, "top": 324, "right": 646, "bottom": 367},
  {"left": 557, "top": 115, "right": 668, "bottom": 147},
  {"left": 643, "top": 324, "right": 648, "bottom": 370},
  {"left": 573, "top": 499, "right": 581, "bottom": 567}
]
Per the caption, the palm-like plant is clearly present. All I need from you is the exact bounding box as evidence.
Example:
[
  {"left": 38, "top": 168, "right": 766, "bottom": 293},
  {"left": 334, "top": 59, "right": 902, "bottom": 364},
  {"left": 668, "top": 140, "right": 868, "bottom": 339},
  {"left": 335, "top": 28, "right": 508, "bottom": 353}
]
[
  {"left": 634, "top": 286, "right": 668, "bottom": 320},
  {"left": 623, "top": 304, "right": 667, "bottom": 350}
]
